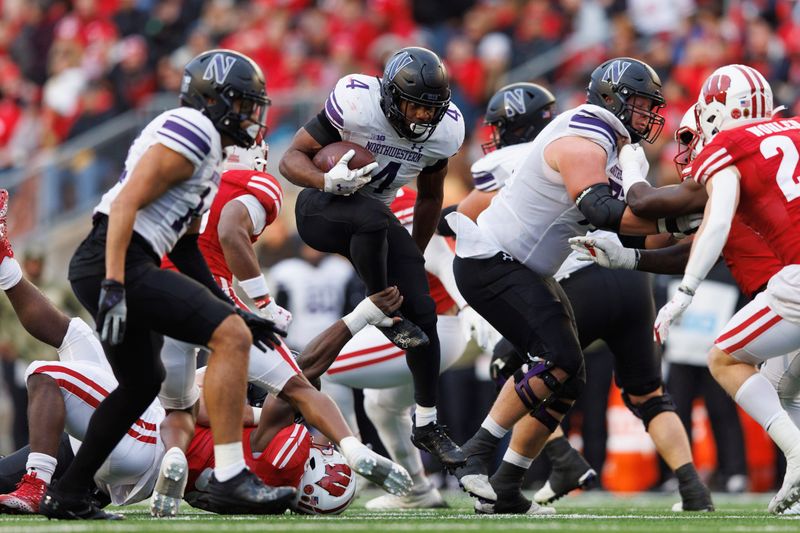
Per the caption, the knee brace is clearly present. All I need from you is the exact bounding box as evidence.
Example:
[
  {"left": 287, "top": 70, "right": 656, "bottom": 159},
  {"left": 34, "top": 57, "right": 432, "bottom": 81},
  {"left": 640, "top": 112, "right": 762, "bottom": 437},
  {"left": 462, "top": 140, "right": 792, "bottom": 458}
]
[
  {"left": 623, "top": 390, "right": 677, "bottom": 431},
  {"left": 513, "top": 360, "right": 571, "bottom": 432},
  {"left": 490, "top": 338, "right": 525, "bottom": 391}
]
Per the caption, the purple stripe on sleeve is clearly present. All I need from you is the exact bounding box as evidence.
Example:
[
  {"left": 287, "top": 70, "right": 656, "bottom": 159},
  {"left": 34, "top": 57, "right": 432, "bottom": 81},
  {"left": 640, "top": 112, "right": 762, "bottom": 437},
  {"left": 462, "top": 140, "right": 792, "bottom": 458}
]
[
  {"left": 170, "top": 114, "right": 212, "bottom": 143},
  {"left": 569, "top": 115, "right": 617, "bottom": 148},
  {"left": 330, "top": 91, "right": 344, "bottom": 115},
  {"left": 162, "top": 120, "right": 210, "bottom": 156},
  {"left": 567, "top": 124, "right": 616, "bottom": 150},
  {"left": 473, "top": 173, "right": 496, "bottom": 186},
  {"left": 325, "top": 98, "right": 344, "bottom": 129},
  {"left": 158, "top": 131, "right": 203, "bottom": 161}
]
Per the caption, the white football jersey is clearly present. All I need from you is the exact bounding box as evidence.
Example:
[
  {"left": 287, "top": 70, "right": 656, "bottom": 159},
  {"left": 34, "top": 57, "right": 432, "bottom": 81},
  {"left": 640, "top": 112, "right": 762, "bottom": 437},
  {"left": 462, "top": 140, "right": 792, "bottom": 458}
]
[
  {"left": 267, "top": 256, "right": 354, "bottom": 350},
  {"left": 324, "top": 74, "right": 465, "bottom": 205},
  {"left": 95, "top": 107, "right": 223, "bottom": 257},
  {"left": 475, "top": 103, "right": 629, "bottom": 277}
]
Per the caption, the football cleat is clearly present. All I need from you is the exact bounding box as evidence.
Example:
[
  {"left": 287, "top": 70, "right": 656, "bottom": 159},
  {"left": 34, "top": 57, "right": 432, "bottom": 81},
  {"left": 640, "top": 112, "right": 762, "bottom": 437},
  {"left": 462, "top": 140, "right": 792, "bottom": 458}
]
[
  {"left": 150, "top": 447, "right": 189, "bottom": 517},
  {"left": 672, "top": 478, "right": 714, "bottom": 512},
  {"left": 453, "top": 454, "right": 496, "bottom": 501},
  {"left": 411, "top": 422, "right": 466, "bottom": 470},
  {"left": 0, "top": 189, "right": 13, "bottom": 262},
  {"left": 534, "top": 448, "right": 598, "bottom": 504},
  {"left": 351, "top": 449, "right": 412, "bottom": 496},
  {"left": 475, "top": 491, "right": 556, "bottom": 515},
  {"left": 0, "top": 472, "right": 47, "bottom": 514},
  {"left": 769, "top": 457, "right": 800, "bottom": 514},
  {"left": 365, "top": 480, "right": 447, "bottom": 510},
  {"left": 39, "top": 485, "right": 123, "bottom": 520},
  {"left": 377, "top": 314, "right": 429, "bottom": 349},
  {"left": 205, "top": 468, "right": 295, "bottom": 515}
]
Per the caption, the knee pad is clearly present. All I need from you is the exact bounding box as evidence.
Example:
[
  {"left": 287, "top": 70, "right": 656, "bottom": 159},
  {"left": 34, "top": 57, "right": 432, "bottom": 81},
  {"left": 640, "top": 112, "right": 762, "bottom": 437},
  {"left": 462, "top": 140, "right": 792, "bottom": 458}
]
[
  {"left": 623, "top": 390, "right": 677, "bottom": 430},
  {"left": 490, "top": 338, "right": 525, "bottom": 391}
]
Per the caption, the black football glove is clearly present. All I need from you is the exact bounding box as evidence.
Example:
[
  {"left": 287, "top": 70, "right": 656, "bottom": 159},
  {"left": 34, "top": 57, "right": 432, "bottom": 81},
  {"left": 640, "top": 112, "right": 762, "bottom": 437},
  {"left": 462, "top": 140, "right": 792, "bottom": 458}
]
[
  {"left": 97, "top": 279, "right": 126, "bottom": 345},
  {"left": 235, "top": 308, "right": 286, "bottom": 352}
]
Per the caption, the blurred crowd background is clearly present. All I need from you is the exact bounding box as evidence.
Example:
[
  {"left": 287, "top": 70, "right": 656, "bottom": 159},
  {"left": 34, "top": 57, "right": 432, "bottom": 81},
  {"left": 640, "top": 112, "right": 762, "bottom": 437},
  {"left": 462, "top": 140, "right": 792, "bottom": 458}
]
[{"left": 0, "top": 0, "right": 798, "bottom": 497}]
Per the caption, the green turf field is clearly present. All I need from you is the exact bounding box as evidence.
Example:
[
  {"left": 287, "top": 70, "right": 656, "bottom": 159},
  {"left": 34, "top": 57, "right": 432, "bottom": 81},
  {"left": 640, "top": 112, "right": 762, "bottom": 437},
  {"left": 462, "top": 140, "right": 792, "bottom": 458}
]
[{"left": 0, "top": 491, "right": 794, "bottom": 533}]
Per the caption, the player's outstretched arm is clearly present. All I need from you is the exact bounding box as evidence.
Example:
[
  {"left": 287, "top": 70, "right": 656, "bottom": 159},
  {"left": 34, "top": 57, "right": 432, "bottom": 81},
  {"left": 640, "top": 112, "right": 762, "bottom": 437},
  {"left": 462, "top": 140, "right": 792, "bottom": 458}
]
[
  {"left": 626, "top": 180, "right": 708, "bottom": 219},
  {"left": 278, "top": 127, "right": 327, "bottom": 190},
  {"left": 297, "top": 287, "right": 402, "bottom": 380},
  {"left": 413, "top": 164, "right": 447, "bottom": 252}
]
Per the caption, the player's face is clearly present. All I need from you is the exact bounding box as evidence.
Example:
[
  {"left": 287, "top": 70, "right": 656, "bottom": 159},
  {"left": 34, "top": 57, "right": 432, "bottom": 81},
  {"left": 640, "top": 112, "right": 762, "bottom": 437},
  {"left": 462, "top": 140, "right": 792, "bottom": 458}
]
[
  {"left": 629, "top": 94, "right": 661, "bottom": 132},
  {"left": 400, "top": 99, "right": 436, "bottom": 124}
]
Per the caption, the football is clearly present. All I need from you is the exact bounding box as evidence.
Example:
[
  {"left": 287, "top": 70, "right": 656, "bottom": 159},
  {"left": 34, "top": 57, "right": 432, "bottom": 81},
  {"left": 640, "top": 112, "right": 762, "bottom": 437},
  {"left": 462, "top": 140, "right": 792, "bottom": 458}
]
[{"left": 312, "top": 141, "right": 376, "bottom": 172}]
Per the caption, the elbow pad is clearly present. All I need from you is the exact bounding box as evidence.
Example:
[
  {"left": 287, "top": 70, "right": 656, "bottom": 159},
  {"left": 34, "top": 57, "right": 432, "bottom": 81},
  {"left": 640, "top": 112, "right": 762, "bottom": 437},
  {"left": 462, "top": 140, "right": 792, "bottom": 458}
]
[{"left": 575, "top": 184, "right": 626, "bottom": 233}]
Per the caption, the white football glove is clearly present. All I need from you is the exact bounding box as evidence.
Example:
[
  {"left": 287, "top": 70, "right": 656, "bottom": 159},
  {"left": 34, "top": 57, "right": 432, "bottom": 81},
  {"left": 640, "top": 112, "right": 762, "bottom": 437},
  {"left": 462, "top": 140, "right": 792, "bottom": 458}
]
[
  {"left": 619, "top": 143, "right": 650, "bottom": 196},
  {"left": 459, "top": 306, "right": 500, "bottom": 351},
  {"left": 255, "top": 297, "right": 293, "bottom": 333},
  {"left": 568, "top": 236, "right": 639, "bottom": 270},
  {"left": 653, "top": 287, "right": 694, "bottom": 344},
  {"left": 322, "top": 149, "right": 378, "bottom": 196}
]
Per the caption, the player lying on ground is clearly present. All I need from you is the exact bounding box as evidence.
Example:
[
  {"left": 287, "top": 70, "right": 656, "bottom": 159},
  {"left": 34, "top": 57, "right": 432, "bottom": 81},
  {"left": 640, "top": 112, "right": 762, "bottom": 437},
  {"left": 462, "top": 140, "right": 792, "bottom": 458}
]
[
  {"left": 0, "top": 189, "right": 409, "bottom": 516},
  {"left": 321, "top": 186, "right": 498, "bottom": 510}
]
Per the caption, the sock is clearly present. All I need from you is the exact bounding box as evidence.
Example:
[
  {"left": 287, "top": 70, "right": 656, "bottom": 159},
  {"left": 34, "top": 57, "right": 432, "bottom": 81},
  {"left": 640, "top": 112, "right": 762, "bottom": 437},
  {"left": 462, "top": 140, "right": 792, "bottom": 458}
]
[
  {"left": 767, "top": 412, "right": 800, "bottom": 460},
  {"left": 481, "top": 415, "right": 508, "bottom": 439},
  {"left": 735, "top": 373, "right": 787, "bottom": 430},
  {"left": 543, "top": 436, "right": 571, "bottom": 461},
  {"left": 675, "top": 463, "right": 700, "bottom": 486},
  {"left": 214, "top": 442, "right": 245, "bottom": 482},
  {"left": 463, "top": 427, "right": 502, "bottom": 456},
  {"left": 338, "top": 436, "right": 368, "bottom": 465},
  {"left": 26, "top": 452, "right": 56, "bottom": 485},
  {"left": 490, "top": 449, "right": 532, "bottom": 494},
  {"left": 415, "top": 405, "right": 437, "bottom": 427},
  {"left": 0, "top": 256, "right": 22, "bottom": 290}
]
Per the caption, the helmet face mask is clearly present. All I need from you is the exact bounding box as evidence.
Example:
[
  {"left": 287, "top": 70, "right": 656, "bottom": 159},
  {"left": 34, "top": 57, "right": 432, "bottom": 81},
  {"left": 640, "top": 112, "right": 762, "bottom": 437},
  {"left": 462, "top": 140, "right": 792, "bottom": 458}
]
[
  {"left": 224, "top": 139, "right": 269, "bottom": 172},
  {"left": 481, "top": 82, "right": 556, "bottom": 154},
  {"left": 180, "top": 49, "right": 271, "bottom": 148},
  {"left": 380, "top": 47, "right": 451, "bottom": 142},
  {"left": 587, "top": 57, "right": 666, "bottom": 144}
]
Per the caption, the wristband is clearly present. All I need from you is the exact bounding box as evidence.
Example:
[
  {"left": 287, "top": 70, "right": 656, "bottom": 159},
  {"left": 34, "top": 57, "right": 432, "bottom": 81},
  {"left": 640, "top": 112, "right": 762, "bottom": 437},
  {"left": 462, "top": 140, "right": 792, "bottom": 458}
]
[
  {"left": 239, "top": 275, "right": 270, "bottom": 299},
  {"left": 251, "top": 406, "right": 263, "bottom": 422},
  {"left": 342, "top": 297, "right": 391, "bottom": 335}
]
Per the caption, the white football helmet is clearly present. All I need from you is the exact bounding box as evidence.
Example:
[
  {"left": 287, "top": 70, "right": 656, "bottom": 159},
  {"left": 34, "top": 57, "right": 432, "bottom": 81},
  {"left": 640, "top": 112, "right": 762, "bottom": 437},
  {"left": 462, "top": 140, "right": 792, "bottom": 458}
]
[
  {"left": 292, "top": 444, "right": 356, "bottom": 515},
  {"left": 695, "top": 64, "right": 772, "bottom": 143},
  {"left": 674, "top": 107, "right": 703, "bottom": 175},
  {"left": 224, "top": 140, "right": 269, "bottom": 172}
]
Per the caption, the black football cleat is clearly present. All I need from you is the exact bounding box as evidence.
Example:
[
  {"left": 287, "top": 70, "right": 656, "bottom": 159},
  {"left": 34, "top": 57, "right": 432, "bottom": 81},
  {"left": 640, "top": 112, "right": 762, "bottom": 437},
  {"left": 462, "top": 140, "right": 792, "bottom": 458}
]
[
  {"left": 206, "top": 468, "right": 295, "bottom": 515},
  {"left": 377, "top": 314, "right": 429, "bottom": 349},
  {"left": 475, "top": 490, "right": 555, "bottom": 515},
  {"left": 674, "top": 479, "right": 714, "bottom": 512},
  {"left": 411, "top": 422, "right": 466, "bottom": 469},
  {"left": 534, "top": 447, "right": 598, "bottom": 504},
  {"left": 39, "top": 486, "right": 123, "bottom": 520}
]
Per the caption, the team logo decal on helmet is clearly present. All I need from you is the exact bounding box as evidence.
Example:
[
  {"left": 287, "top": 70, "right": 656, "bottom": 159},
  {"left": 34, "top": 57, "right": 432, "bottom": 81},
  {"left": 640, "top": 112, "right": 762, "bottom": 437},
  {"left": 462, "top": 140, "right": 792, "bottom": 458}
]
[
  {"left": 482, "top": 82, "right": 556, "bottom": 153},
  {"left": 292, "top": 445, "right": 356, "bottom": 515},
  {"left": 602, "top": 60, "right": 631, "bottom": 85},
  {"left": 703, "top": 74, "right": 731, "bottom": 106},
  {"left": 385, "top": 52, "right": 414, "bottom": 82}
]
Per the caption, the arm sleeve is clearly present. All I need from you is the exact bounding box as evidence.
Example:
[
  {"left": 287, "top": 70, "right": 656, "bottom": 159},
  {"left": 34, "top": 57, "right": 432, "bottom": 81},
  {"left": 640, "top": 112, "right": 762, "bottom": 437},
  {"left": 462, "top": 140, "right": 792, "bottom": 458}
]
[
  {"left": 682, "top": 167, "right": 739, "bottom": 291},
  {"left": 233, "top": 194, "right": 268, "bottom": 235},
  {"left": 303, "top": 111, "right": 343, "bottom": 147}
]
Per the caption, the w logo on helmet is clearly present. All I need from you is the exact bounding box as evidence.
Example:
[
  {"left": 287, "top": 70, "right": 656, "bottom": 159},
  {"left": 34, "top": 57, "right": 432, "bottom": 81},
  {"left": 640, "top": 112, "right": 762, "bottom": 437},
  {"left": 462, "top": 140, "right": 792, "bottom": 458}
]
[
  {"left": 703, "top": 74, "right": 731, "bottom": 105},
  {"left": 602, "top": 60, "right": 631, "bottom": 84},
  {"left": 202, "top": 53, "right": 237, "bottom": 85},
  {"left": 503, "top": 88, "right": 526, "bottom": 118},
  {"left": 315, "top": 464, "right": 353, "bottom": 497},
  {"left": 385, "top": 52, "right": 414, "bottom": 81}
]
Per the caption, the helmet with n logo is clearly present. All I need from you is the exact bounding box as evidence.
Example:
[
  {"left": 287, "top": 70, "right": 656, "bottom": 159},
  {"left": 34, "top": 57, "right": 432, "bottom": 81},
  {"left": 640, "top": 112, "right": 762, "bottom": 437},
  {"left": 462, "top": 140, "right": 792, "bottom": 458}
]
[
  {"left": 481, "top": 82, "right": 556, "bottom": 153},
  {"left": 291, "top": 444, "right": 356, "bottom": 515},
  {"left": 181, "top": 49, "right": 271, "bottom": 148},
  {"left": 695, "top": 64, "right": 773, "bottom": 143},
  {"left": 586, "top": 57, "right": 665, "bottom": 143}
]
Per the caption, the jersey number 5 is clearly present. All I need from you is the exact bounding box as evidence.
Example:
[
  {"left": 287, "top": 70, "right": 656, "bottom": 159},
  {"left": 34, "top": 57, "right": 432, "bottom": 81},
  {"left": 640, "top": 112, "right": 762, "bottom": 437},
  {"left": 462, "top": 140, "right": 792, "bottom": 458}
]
[{"left": 761, "top": 135, "right": 800, "bottom": 202}]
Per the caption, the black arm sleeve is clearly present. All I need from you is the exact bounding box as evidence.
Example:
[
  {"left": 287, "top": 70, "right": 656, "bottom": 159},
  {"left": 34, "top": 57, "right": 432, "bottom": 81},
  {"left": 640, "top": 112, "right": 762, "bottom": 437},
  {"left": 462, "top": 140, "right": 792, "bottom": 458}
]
[
  {"left": 437, "top": 204, "right": 458, "bottom": 237},
  {"left": 167, "top": 234, "right": 233, "bottom": 304},
  {"left": 618, "top": 234, "right": 647, "bottom": 249},
  {"left": 575, "top": 183, "right": 626, "bottom": 233},
  {"left": 303, "top": 110, "right": 343, "bottom": 147}
]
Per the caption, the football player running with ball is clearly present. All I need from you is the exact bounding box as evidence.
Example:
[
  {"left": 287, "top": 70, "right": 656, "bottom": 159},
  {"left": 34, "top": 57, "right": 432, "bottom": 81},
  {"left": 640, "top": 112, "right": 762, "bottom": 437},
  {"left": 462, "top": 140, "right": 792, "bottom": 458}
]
[{"left": 279, "top": 47, "right": 466, "bottom": 468}]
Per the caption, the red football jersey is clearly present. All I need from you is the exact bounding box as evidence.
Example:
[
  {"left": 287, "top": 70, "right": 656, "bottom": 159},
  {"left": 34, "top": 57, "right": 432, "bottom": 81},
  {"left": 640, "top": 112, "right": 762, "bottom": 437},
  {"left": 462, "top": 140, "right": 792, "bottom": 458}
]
[
  {"left": 186, "top": 423, "right": 310, "bottom": 491},
  {"left": 723, "top": 216, "right": 783, "bottom": 298},
  {"left": 390, "top": 187, "right": 456, "bottom": 314},
  {"left": 199, "top": 169, "right": 283, "bottom": 280},
  {"left": 689, "top": 117, "right": 800, "bottom": 266}
]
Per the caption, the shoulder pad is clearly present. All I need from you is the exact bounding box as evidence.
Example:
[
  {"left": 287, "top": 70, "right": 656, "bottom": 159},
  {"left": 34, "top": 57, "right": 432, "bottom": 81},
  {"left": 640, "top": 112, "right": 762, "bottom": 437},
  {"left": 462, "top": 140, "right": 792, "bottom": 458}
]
[
  {"left": 564, "top": 104, "right": 628, "bottom": 157},
  {"left": 155, "top": 108, "right": 219, "bottom": 167},
  {"left": 324, "top": 74, "right": 379, "bottom": 133},
  {"left": 426, "top": 103, "right": 465, "bottom": 160}
]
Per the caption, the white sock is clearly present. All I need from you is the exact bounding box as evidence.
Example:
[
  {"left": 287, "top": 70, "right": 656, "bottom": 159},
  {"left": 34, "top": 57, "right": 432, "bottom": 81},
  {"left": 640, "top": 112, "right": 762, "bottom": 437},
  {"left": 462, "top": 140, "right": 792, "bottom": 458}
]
[
  {"left": 214, "top": 442, "right": 246, "bottom": 482},
  {"left": 735, "top": 373, "right": 786, "bottom": 430},
  {"left": 415, "top": 405, "right": 437, "bottom": 427},
  {"left": 481, "top": 415, "right": 509, "bottom": 439},
  {"left": 339, "top": 436, "right": 368, "bottom": 465},
  {"left": 503, "top": 448, "right": 534, "bottom": 469},
  {"left": 26, "top": 452, "right": 56, "bottom": 485},
  {"left": 0, "top": 257, "right": 22, "bottom": 290},
  {"left": 767, "top": 412, "right": 800, "bottom": 460}
]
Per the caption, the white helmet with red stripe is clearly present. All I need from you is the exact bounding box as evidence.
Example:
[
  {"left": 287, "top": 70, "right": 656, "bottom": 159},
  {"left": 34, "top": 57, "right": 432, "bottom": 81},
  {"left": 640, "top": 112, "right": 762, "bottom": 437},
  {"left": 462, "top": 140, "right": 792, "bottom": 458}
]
[
  {"left": 674, "top": 107, "right": 704, "bottom": 176},
  {"left": 224, "top": 139, "right": 269, "bottom": 172},
  {"left": 695, "top": 64, "right": 773, "bottom": 143},
  {"left": 291, "top": 444, "right": 356, "bottom": 515}
]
